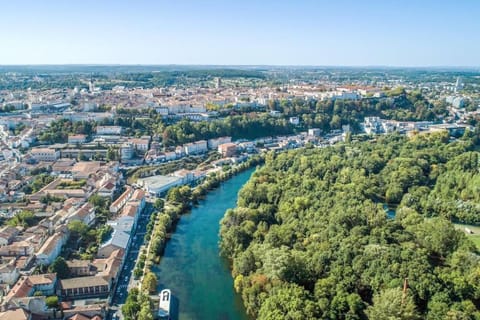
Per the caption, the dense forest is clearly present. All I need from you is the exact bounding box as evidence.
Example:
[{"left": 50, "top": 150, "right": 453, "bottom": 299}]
[{"left": 220, "top": 131, "right": 480, "bottom": 319}]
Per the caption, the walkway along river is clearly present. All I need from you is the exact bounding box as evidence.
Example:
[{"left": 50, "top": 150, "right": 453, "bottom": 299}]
[{"left": 152, "top": 168, "right": 255, "bottom": 320}]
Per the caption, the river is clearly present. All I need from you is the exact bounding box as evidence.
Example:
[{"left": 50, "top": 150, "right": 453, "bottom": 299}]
[{"left": 152, "top": 168, "right": 254, "bottom": 320}]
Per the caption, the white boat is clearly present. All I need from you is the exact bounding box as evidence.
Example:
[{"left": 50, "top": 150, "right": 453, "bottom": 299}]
[{"left": 158, "top": 289, "right": 171, "bottom": 319}]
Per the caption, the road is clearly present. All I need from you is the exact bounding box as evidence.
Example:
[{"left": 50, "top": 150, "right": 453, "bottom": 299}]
[{"left": 108, "top": 202, "right": 154, "bottom": 318}]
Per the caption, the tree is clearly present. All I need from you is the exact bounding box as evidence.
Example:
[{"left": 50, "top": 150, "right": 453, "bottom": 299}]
[
  {"left": 48, "top": 257, "right": 70, "bottom": 279},
  {"left": 138, "top": 301, "right": 154, "bottom": 320},
  {"left": 46, "top": 295, "right": 60, "bottom": 317},
  {"left": 67, "top": 220, "right": 88, "bottom": 237},
  {"left": 154, "top": 198, "right": 164, "bottom": 210},
  {"left": 142, "top": 272, "right": 157, "bottom": 294},
  {"left": 258, "top": 284, "right": 319, "bottom": 320},
  {"left": 88, "top": 194, "right": 106, "bottom": 208},
  {"left": 366, "top": 288, "right": 420, "bottom": 320},
  {"left": 122, "top": 288, "right": 141, "bottom": 320},
  {"left": 106, "top": 147, "right": 118, "bottom": 161}
]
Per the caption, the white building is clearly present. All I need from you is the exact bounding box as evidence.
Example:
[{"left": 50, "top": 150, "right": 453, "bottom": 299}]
[
  {"left": 96, "top": 126, "right": 123, "bottom": 135},
  {"left": 120, "top": 143, "right": 134, "bottom": 161},
  {"left": 68, "top": 134, "right": 87, "bottom": 144},
  {"left": 207, "top": 136, "right": 232, "bottom": 150},
  {"left": 0, "top": 258, "right": 20, "bottom": 285},
  {"left": 30, "top": 148, "right": 60, "bottom": 162},
  {"left": 289, "top": 117, "right": 300, "bottom": 125},
  {"left": 183, "top": 140, "right": 208, "bottom": 155},
  {"left": 138, "top": 175, "right": 184, "bottom": 196},
  {"left": 128, "top": 137, "right": 150, "bottom": 152},
  {"left": 446, "top": 96, "right": 465, "bottom": 108},
  {"left": 35, "top": 232, "right": 67, "bottom": 266}
]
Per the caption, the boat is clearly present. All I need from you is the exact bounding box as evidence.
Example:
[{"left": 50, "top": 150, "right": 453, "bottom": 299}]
[{"left": 158, "top": 289, "right": 171, "bottom": 319}]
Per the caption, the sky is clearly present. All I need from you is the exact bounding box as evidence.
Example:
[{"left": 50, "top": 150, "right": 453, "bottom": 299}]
[{"left": 0, "top": 0, "right": 479, "bottom": 66}]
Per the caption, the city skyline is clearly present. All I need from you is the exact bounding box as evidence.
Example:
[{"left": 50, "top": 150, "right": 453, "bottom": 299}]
[{"left": 1, "top": 0, "right": 479, "bottom": 66}]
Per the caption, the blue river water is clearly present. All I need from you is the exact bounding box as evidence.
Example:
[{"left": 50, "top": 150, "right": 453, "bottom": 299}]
[{"left": 152, "top": 168, "right": 254, "bottom": 320}]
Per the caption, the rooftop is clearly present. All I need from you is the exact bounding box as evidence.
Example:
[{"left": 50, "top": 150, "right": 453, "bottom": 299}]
[
  {"left": 138, "top": 175, "right": 182, "bottom": 189},
  {"left": 60, "top": 276, "right": 109, "bottom": 290}
]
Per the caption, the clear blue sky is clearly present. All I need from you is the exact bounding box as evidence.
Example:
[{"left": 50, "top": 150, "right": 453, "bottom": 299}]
[{"left": 0, "top": 0, "right": 478, "bottom": 66}]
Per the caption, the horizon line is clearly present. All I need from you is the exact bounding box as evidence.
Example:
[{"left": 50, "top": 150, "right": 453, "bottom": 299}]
[{"left": 0, "top": 63, "right": 479, "bottom": 69}]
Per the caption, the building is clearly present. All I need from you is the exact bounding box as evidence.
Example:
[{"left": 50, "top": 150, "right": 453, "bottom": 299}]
[
  {"left": 446, "top": 96, "right": 465, "bottom": 108},
  {"left": 68, "top": 134, "right": 87, "bottom": 144},
  {"left": 5, "top": 274, "right": 57, "bottom": 302},
  {"left": 137, "top": 175, "right": 183, "bottom": 196},
  {"left": 0, "top": 259, "right": 20, "bottom": 285},
  {"left": 120, "top": 143, "right": 134, "bottom": 161},
  {"left": 0, "top": 226, "right": 20, "bottom": 246},
  {"left": 96, "top": 126, "right": 122, "bottom": 135},
  {"left": 307, "top": 128, "right": 321, "bottom": 136},
  {"left": 128, "top": 137, "right": 150, "bottom": 152},
  {"left": 66, "top": 260, "right": 96, "bottom": 277},
  {"left": 67, "top": 203, "right": 96, "bottom": 226},
  {"left": 30, "top": 148, "right": 60, "bottom": 162},
  {"left": 363, "top": 117, "right": 383, "bottom": 134},
  {"left": 35, "top": 232, "right": 67, "bottom": 266},
  {"left": 71, "top": 161, "right": 102, "bottom": 180},
  {"left": 97, "top": 216, "right": 133, "bottom": 258},
  {"left": 58, "top": 276, "right": 111, "bottom": 299},
  {"left": 183, "top": 140, "right": 207, "bottom": 155},
  {"left": 68, "top": 314, "right": 102, "bottom": 320},
  {"left": 454, "top": 77, "right": 464, "bottom": 93},
  {"left": 289, "top": 117, "right": 300, "bottom": 125},
  {"left": 218, "top": 143, "right": 237, "bottom": 157},
  {"left": 207, "top": 136, "right": 232, "bottom": 150},
  {"left": 0, "top": 308, "right": 31, "bottom": 320},
  {"left": 109, "top": 186, "right": 133, "bottom": 214}
]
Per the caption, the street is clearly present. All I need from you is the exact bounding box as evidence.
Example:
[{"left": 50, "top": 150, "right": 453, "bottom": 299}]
[{"left": 110, "top": 203, "right": 153, "bottom": 306}]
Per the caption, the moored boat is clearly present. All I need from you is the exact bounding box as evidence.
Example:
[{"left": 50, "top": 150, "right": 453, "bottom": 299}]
[{"left": 158, "top": 289, "right": 171, "bottom": 319}]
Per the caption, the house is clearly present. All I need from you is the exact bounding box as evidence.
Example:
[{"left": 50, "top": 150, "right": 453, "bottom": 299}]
[
  {"left": 66, "top": 260, "right": 97, "bottom": 277},
  {"left": 0, "top": 240, "right": 35, "bottom": 257},
  {"left": 128, "top": 137, "right": 150, "bottom": 152},
  {"left": 289, "top": 117, "right": 300, "bottom": 125},
  {"left": 97, "top": 217, "right": 133, "bottom": 258},
  {"left": 67, "top": 203, "right": 96, "bottom": 226},
  {"left": 71, "top": 162, "right": 102, "bottom": 180},
  {"left": 308, "top": 128, "right": 321, "bottom": 136},
  {"left": 62, "top": 302, "right": 106, "bottom": 319},
  {"left": 93, "top": 249, "right": 123, "bottom": 281},
  {"left": 109, "top": 186, "right": 133, "bottom": 214},
  {"left": 129, "top": 189, "right": 146, "bottom": 212},
  {"left": 52, "top": 158, "right": 76, "bottom": 175},
  {"left": 0, "top": 308, "right": 31, "bottom": 320},
  {"left": 0, "top": 258, "right": 20, "bottom": 285},
  {"left": 97, "top": 181, "right": 116, "bottom": 199},
  {"left": 0, "top": 226, "right": 20, "bottom": 246},
  {"left": 218, "top": 143, "right": 237, "bottom": 157},
  {"left": 68, "top": 314, "right": 103, "bottom": 320},
  {"left": 30, "top": 148, "right": 60, "bottom": 162},
  {"left": 68, "top": 134, "right": 87, "bottom": 144},
  {"left": 58, "top": 276, "right": 111, "bottom": 299},
  {"left": 164, "top": 151, "right": 177, "bottom": 161},
  {"left": 5, "top": 273, "right": 57, "bottom": 302},
  {"left": 35, "top": 232, "right": 67, "bottom": 266}
]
